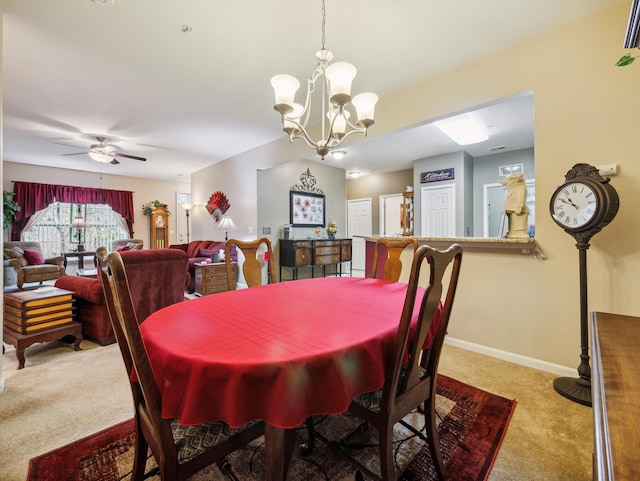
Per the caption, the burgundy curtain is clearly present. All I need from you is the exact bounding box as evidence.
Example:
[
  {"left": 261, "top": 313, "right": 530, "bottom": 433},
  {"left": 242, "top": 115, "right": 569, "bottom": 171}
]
[{"left": 11, "top": 181, "right": 135, "bottom": 240}]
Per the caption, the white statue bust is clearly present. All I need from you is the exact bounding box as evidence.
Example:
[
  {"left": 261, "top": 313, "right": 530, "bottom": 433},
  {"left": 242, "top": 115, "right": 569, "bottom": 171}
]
[{"left": 499, "top": 173, "right": 530, "bottom": 238}]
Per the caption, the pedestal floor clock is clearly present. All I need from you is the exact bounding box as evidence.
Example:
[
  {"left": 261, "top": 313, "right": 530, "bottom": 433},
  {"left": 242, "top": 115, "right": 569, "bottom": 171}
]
[{"left": 549, "top": 163, "right": 619, "bottom": 406}]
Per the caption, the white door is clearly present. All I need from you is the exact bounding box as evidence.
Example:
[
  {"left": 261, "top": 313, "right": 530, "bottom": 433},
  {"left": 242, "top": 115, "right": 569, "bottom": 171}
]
[
  {"left": 348, "top": 198, "right": 372, "bottom": 271},
  {"left": 380, "top": 194, "right": 403, "bottom": 236},
  {"left": 421, "top": 185, "right": 455, "bottom": 237}
]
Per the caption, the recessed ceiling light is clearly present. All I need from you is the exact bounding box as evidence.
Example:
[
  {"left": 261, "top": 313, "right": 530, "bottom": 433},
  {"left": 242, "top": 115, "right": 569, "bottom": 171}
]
[
  {"left": 93, "top": 0, "right": 115, "bottom": 6},
  {"left": 434, "top": 114, "right": 488, "bottom": 145},
  {"left": 332, "top": 150, "right": 346, "bottom": 160}
]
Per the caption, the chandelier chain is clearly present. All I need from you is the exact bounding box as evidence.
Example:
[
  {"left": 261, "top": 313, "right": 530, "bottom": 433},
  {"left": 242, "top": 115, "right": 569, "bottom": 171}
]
[{"left": 321, "top": 0, "right": 326, "bottom": 50}]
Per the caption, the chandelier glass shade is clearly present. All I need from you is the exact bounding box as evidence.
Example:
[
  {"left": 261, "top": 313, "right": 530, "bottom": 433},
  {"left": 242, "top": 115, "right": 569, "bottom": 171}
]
[{"left": 270, "top": 0, "right": 378, "bottom": 159}]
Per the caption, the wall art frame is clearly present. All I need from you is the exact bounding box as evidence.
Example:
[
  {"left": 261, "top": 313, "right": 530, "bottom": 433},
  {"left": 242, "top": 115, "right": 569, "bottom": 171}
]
[{"left": 290, "top": 191, "right": 326, "bottom": 227}]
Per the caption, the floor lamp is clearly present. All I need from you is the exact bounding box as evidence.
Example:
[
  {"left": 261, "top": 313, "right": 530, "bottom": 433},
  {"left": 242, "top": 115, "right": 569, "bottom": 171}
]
[{"left": 180, "top": 203, "right": 193, "bottom": 243}]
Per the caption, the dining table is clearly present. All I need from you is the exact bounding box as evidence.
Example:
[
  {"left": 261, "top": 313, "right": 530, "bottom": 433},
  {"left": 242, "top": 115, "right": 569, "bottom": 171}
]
[{"left": 140, "top": 276, "right": 425, "bottom": 480}]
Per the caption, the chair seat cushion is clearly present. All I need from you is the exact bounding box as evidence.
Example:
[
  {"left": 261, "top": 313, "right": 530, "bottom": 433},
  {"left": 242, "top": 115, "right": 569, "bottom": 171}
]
[
  {"left": 352, "top": 365, "right": 427, "bottom": 413},
  {"left": 22, "top": 264, "right": 61, "bottom": 275},
  {"left": 172, "top": 419, "right": 260, "bottom": 464}
]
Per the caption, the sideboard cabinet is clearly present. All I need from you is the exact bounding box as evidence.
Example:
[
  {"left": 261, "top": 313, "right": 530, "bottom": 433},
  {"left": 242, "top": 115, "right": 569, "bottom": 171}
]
[
  {"left": 279, "top": 238, "right": 352, "bottom": 280},
  {"left": 591, "top": 311, "right": 640, "bottom": 481}
]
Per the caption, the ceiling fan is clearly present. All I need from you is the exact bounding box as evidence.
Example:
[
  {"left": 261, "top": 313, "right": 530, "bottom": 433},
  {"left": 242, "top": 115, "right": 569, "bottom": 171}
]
[{"left": 61, "top": 136, "right": 147, "bottom": 164}]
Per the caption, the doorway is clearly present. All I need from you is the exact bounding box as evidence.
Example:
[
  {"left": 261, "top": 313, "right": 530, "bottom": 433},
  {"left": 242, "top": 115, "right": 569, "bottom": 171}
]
[
  {"left": 347, "top": 198, "right": 372, "bottom": 271},
  {"left": 420, "top": 185, "right": 455, "bottom": 237},
  {"left": 380, "top": 194, "right": 403, "bottom": 236}
]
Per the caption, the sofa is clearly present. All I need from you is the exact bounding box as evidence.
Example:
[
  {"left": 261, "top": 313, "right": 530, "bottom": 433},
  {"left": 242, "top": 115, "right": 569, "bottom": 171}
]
[
  {"left": 54, "top": 248, "right": 190, "bottom": 345},
  {"left": 169, "top": 240, "right": 237, "bottom": 293},
  {"left": 3, "top": 241, "right": 66, "bottom": 290}
]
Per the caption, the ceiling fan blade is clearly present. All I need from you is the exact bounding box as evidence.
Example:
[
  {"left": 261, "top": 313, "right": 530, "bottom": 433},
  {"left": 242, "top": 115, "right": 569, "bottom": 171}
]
[
  {"left": 110, "top": 158, "right": 120, "bottom": 165},
  {"left": 114, "top": 152, "right": 147, "bottom": 161},
  {"left": 61, "top": 152, "right": 88, "bottom": 156},
  {"left": 54, "top": 141, "right": 85, "bottom": 149}
]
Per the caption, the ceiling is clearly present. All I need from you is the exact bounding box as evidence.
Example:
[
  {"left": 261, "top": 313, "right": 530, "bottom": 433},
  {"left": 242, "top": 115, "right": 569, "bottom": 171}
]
[{"left": 2, "top": 0, "right": 622, "bottom": 181}]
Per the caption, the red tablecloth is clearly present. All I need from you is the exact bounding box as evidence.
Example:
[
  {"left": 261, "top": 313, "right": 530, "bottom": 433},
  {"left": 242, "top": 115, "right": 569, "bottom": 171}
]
[{"left": 140, "top": 277, "right": 420, "bottom": 429}]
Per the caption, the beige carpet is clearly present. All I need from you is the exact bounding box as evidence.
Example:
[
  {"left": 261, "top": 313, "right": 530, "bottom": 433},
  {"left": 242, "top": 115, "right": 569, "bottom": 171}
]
[{"left": 0, "top": 338, "right": 592, "bottom": 481}]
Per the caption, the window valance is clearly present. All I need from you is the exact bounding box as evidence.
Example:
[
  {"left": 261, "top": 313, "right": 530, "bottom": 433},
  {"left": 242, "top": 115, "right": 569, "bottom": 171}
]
[{"left": 11, "top": 181, "right": 135, "bottom": 240}]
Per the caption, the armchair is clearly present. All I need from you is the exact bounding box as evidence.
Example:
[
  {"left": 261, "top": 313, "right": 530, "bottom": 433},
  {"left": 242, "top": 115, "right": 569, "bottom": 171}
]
[
  {"left": 3, "top": 241, "right": 65, "bottom": 290},
  {"left": 54, "top": 248, "right": 190, "bottom": 345}
]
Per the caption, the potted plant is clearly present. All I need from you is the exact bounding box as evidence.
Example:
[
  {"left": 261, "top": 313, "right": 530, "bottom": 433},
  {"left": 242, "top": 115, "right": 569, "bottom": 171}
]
[
  {"left": 3, "top": 190, "right": 21, "bottom": 232},
  {"left": 142, "top": 200, "right": 170, "bottom": 216},
  {"left": 616, "top": 47, "right": 638, "bottom": 66}
]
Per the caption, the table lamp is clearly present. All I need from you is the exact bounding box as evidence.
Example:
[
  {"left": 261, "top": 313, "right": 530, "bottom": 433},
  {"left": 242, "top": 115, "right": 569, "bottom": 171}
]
[
  {"left": 71, "top": 215, "right": 88, "bottom": 252},
  {"left": 216, "top": 215, "right": 237, "bottom": 241}
]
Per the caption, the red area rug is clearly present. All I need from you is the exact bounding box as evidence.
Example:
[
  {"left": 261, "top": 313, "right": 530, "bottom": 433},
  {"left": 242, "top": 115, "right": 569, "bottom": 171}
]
[{"left": 28, "top": 375, "right": 515, "bottom": 480}]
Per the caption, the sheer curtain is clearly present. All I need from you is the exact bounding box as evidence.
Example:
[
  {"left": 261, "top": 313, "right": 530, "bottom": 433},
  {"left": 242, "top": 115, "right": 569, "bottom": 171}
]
[{"left": 11, "top": 181, "right": 135, "bottom": 240}]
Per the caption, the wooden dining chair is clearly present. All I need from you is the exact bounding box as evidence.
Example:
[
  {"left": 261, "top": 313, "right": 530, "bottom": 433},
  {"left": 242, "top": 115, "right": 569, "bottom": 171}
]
[
  {"left": 370, "top": 237, "right": 418, "bottom": 282},
  {"left": 96, "top": 248, "right": 264, "bottom": 481},
  {"left": 224, "top": 237, "right": 276, "bottom": 290},
  {"left": 347, "top": 243, "right": 463, "bottom": 481}
]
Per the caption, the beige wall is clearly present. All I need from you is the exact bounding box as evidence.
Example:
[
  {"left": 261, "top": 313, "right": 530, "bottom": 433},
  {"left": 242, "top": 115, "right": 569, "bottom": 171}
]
[
  {"left": 192, "top": 3, "right": 640, "bottom": 371},
  {"left": 2, "top": 161, "right": 190, "bottom": 249},
  {"left": 347, "top": 169, "right": 413, "bottom": 235}
]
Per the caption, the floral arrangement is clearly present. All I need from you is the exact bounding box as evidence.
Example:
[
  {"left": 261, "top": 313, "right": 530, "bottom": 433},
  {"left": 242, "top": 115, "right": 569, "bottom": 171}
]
[
  {"left": 328, "top": 221, "right": 338, "bottom": 234},
  {"left": 142, "top": 200, "right": 170, "bottom": 216}
]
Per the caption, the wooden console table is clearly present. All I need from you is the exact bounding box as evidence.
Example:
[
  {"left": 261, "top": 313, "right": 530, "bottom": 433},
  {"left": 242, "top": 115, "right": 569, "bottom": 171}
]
[
  {"left": 279, "top": 238, "right": 352, "bottom": 280},
  {"left": 591, "top": 311, "right": 640, "bottom": 481},
  {"left": 63, "top": 251, "right": 95, "bottom": 270}
]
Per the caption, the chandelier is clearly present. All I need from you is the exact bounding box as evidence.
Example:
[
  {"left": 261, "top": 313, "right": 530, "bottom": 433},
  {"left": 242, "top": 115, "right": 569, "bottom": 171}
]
[{"left": 270, "top": 0, "right": 378, "bottom": 159}]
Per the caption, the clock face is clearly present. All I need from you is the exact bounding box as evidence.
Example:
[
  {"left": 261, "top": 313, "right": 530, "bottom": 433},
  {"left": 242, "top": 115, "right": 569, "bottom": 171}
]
[
  {"left": 155, "top": 215, "right": 165, "bottom": 228},
  {"left": 551, "top": 181, "right": 599, "bottom": 230}
]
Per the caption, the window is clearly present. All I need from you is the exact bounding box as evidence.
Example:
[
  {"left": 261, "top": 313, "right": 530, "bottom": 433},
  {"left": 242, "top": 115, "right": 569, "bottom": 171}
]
[{"left": 21, "top": 202, "right": 129, "bottom": 258}]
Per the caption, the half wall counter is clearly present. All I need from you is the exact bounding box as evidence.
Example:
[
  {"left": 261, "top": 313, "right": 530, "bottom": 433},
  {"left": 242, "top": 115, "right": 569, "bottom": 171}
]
[{"left": 362, "top": 235, "right": 542, "bottom": 279}]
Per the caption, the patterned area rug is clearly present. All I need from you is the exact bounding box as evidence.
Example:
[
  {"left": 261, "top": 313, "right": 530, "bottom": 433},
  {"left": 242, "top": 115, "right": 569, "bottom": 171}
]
[{"left": 27, "top": 375, "right": 515, "bottom": 481}]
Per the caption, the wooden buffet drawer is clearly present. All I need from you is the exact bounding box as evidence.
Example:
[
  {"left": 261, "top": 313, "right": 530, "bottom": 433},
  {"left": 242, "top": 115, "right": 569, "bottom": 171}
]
[
  {"left": 315, "top": 246, "right": 341, "bottom": 255},
  {"left": 315, "top": 254, "right": 341, "bottom": 265},
  {"left": 195, "top": 262, "right": 236, "bottom": 296}
]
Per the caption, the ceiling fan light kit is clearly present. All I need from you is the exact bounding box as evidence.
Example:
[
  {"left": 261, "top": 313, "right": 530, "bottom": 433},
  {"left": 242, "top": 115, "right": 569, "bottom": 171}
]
[
  {"left": 61, "top": 136, "right": 146, "bottom": 165},
  {"left": 270, "top": 0, "right": 378, "bottom": 159}
]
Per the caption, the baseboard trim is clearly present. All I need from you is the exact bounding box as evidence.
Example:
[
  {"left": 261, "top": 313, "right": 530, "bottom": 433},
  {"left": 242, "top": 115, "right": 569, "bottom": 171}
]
[{"left": 444, "top": 337, "right": 578, "bottom": 378}]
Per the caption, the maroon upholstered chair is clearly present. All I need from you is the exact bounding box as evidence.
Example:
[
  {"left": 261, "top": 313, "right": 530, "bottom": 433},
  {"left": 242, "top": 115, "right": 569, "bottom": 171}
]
[{"left": 55, "top": 248, "right": 190, "bottom": 345}]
